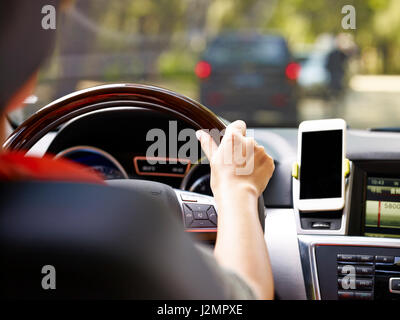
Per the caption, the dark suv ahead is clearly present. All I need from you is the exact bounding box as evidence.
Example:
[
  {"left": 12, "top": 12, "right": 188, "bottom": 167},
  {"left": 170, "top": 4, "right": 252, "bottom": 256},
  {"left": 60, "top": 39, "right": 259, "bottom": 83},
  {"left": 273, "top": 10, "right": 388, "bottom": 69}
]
[{"left": 196, "top": 33, "right": 300, "bottom": 126}]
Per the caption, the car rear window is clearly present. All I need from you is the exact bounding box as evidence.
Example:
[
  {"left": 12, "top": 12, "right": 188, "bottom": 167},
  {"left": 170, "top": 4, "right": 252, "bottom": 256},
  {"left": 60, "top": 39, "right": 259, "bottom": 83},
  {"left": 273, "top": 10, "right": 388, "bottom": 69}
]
[{"left": 205, "top": 37, "right": 290, "bottom": 67}]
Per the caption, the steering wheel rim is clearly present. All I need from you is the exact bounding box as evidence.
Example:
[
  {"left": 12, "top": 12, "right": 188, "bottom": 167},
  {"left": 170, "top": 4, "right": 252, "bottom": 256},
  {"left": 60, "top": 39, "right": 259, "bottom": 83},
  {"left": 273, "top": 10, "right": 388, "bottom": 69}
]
[
  {"left": 4, "top": 83, "right": 265, "bottom": 231},
  {"left": 4, "top": 83, "right": 226, "bottom": 151}
]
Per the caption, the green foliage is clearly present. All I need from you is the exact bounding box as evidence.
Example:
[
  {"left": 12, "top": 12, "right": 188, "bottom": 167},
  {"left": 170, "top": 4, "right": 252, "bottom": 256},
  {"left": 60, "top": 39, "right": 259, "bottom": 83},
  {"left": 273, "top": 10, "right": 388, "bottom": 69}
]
[
  {"left": 265, "top": 0, "right": 400, "bottom": 73},
  {"left": 62, "top": 0, "right": 400, "bottom": 80},
  {"left": 158, "top": 50, "right": 197, "bottom": 78}
]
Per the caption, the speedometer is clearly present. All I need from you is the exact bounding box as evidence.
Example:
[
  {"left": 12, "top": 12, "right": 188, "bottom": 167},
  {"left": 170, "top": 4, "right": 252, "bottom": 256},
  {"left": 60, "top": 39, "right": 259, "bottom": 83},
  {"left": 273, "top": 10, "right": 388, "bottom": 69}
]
[{"left": 55, "top": 146, "right": 129, "bottom": 180}]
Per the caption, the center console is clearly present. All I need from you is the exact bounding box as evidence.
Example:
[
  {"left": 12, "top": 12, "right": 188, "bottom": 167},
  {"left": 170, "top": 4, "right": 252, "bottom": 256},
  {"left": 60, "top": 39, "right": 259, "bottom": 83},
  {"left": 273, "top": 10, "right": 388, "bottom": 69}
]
[
  {"left": 296, "top": 161, "right": 400, "bottom": 300},
  {"left": 299, "top": 235, "right": 400, "bottom": 300}
]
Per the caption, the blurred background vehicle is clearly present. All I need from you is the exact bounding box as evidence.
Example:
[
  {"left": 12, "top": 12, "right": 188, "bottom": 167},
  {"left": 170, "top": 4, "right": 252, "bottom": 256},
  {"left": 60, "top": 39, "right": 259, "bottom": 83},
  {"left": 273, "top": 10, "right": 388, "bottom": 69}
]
[
  {"left": 196, "top": 33, "right": 300, "bottom": 126},
  {"left": 8, "top": 0, "right": 400, "bottom": 130}
]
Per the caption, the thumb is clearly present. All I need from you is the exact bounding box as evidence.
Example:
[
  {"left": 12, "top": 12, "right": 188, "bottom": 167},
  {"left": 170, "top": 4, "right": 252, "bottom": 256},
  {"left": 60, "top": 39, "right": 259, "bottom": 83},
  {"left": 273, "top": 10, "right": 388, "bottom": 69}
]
[{"left": 196, "top": 130, "right": 218, "bottom": 161}]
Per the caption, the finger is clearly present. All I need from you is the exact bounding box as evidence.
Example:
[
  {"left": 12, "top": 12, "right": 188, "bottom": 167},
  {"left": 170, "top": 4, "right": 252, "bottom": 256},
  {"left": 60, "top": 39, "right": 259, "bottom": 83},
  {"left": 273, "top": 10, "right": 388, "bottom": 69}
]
[
  {"left": 243, "top": 136, "right": 256, "bottom": 159},
  {"left": 221, "top": 120, "right": 247, "bottom": 147},
  {"left": 226, "top": 120, "right": 247, "bottom": 137},
  {"left": 196, "top": 130, "right": 218, "bottom": 160}
]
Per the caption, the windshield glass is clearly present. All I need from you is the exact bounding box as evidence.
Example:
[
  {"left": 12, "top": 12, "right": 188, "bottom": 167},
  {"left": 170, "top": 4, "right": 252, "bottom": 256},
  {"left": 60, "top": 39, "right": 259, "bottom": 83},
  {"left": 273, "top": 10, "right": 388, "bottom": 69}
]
[{"left": 9, "top": 0, "right": 400, "bottom": 129}]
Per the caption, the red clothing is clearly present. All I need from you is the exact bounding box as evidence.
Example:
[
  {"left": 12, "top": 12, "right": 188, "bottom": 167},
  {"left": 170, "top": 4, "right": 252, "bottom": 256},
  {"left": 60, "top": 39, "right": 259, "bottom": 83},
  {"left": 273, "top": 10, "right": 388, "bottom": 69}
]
[{"left": 0, "top": 152, "right": 104, "bottom": 184}]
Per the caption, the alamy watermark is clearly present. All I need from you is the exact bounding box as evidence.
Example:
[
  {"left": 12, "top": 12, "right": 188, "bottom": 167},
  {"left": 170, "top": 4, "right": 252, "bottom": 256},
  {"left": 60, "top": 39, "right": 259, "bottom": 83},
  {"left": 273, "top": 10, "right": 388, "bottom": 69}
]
[
  {"left": 342, "top": 5, "right": 356, "bottom": 30},
  {"left": 339, "top": 265, "right": 356, "bottom": 290},
  {"left": 41, "top": 265, "right": 56, "bottom": 290},
  {"left": 41, "top": 5, "right": 56, "bottom": 30},
  {"left": 145, "top": 121, "right": 255, "bottom": 175}
]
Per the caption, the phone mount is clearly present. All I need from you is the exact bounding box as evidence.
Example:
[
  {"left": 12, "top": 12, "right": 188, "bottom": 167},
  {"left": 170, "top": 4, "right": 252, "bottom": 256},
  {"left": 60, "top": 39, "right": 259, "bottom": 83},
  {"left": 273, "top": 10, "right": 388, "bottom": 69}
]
[
  {"left": 292, "top": 159, "right": 352, "bottom": 235},
  {"left": 291, "top": 159, "right": 351, "bottom": 180}
]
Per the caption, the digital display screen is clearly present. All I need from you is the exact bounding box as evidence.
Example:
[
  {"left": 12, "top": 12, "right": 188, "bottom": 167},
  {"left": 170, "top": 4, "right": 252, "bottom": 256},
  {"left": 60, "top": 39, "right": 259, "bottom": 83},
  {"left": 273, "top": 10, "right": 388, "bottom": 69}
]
[
  {"left": 134, "top": 157, "right": 190, "bottom": 177},
  {"left": 300, "top": 130, "right": 343, "bottom": 199},
  {"left": 365, "top": 177, "right": 400, "bottom": 238}
]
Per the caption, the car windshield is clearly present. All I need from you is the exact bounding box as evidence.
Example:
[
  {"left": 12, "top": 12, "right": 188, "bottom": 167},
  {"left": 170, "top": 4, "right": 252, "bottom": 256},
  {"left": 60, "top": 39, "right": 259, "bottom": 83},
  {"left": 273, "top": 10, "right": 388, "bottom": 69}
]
[{"left": 8, "top": 0, "right": 400, "bottom": 129}]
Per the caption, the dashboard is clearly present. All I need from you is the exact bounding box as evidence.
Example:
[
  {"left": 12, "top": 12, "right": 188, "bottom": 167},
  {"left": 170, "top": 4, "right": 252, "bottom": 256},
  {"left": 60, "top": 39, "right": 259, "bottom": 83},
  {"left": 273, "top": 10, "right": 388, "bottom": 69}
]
[
  {"left": 26, "top": 107, "right": 400, "bottom": 300},
  {"left": 45, "top": 107, "right": 213, "bottom": 196}
]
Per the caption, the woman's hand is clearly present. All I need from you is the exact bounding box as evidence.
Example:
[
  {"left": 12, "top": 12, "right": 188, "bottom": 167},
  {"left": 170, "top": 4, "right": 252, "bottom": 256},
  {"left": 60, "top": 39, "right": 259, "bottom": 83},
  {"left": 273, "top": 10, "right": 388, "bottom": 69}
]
[
  {"left": 196, "top": 120, "right": 275, "bottom": 299},
  {"left": 196, "top": 120, "right": 275, "bottom": 199}
]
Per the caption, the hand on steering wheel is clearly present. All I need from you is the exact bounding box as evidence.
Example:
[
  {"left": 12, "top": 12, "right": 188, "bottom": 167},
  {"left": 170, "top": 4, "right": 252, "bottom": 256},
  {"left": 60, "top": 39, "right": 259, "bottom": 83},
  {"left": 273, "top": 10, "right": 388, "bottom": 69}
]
[
  {"left": 196, "top": 120, "right": 275, "bottom": 200},
  {"left": 4, "top": 84, "right": 267, "bottom": 233}
]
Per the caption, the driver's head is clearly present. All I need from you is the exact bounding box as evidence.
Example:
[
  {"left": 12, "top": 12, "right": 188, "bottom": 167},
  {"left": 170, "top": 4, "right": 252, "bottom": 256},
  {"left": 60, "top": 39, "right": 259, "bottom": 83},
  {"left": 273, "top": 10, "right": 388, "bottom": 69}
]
[{"left": 0, "top": 0, "right": 64, "bottom": 113}]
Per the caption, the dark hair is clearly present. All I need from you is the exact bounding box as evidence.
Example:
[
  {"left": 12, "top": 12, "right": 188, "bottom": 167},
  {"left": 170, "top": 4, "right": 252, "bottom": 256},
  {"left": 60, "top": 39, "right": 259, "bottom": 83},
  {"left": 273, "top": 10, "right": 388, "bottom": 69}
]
[{"left": 0, "top": 0, "right": 60, "bottom": 111}]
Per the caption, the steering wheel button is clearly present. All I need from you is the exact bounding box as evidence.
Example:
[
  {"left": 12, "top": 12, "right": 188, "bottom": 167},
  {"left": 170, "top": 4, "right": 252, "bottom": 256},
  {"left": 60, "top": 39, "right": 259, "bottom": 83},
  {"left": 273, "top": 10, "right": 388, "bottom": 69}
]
[
  {"left": 182, "top": 204, "right": 194, "bottom": 227},
  {"left": 186, "top": 203, "right": 210, "bottom": 212},
  {"left": 180, "top": 193, "right": 198, "bottom": 202},
  {"left": 208, "top": 213, "right": 217, "bottom": 225},
  {"left": 191, "top": 220, "right": 215, "bottom": 228},
  {"left": 207, "top": 205, "right": 216, "bottom": 215},
  {"left": 183, "top": 203, "right": 193, "bottom": 213},
  {"left": 193, "top": 211, "right": 207, "bottom": 220},
  {"left": 184, "top": 213, "right": 194, "bottom": 227}
]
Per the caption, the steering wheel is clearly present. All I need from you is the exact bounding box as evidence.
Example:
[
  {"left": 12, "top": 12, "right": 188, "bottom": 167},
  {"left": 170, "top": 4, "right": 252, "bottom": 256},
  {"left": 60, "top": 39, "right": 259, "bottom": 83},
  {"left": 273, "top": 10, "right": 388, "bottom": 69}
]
[{"left": 4, "top": 83, "right": 265, "bottom": 232}]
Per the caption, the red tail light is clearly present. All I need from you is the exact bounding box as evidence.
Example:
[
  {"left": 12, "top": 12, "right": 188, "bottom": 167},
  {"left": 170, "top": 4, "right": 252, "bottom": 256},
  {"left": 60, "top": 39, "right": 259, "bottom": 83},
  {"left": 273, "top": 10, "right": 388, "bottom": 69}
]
[
  {"left": 285, "top": 62, "right": 301, "bottom": 80},
  {"left": 195, "top": 61, "right": 212, "bottom": 79}
]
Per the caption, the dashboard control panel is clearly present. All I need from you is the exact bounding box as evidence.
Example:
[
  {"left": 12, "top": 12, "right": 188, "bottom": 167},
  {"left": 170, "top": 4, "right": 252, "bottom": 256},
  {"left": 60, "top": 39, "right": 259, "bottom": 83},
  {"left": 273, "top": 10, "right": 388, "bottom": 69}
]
[
  {"left": 337, "top": 254, "right": 375, "bottom": 300},
  {"left": 315, "top": 245, "right": 400, "bottom": 300}
]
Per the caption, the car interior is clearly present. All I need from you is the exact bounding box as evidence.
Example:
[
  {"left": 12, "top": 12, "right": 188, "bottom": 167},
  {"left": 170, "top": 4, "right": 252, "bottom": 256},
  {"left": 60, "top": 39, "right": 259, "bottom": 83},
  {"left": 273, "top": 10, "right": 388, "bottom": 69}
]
[{"left": 2, "top": 0, "right": 400, "bottom": 301}]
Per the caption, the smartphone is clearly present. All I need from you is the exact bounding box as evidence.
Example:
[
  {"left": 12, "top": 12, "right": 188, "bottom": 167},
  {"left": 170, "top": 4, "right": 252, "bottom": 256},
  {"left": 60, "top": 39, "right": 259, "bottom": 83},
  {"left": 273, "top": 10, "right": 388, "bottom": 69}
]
[{"left": 297, "top": 119, "right": 346, "bottom": 211}]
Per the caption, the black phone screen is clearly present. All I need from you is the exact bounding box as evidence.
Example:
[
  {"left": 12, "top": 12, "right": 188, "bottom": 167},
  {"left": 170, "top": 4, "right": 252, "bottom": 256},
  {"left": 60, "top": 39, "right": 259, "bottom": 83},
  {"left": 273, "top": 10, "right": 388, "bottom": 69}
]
[{"left": 300, "top": 129, "right": 343, "bottom": 199}]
